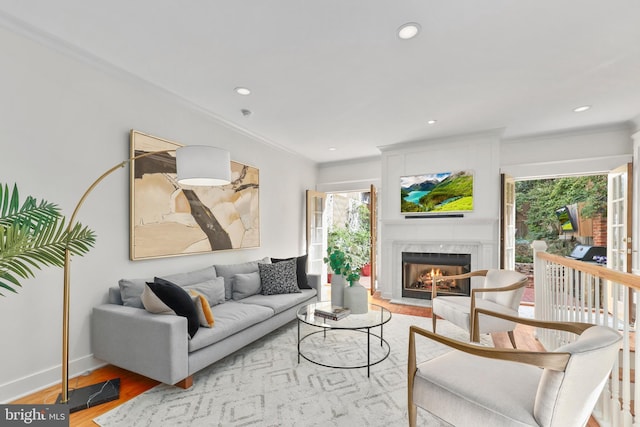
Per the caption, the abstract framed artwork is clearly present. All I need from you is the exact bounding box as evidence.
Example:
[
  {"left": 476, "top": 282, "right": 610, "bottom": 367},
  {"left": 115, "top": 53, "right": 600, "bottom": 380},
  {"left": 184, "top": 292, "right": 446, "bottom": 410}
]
[{"left": 129, "top": 130, "right": 260, "bottom": 260}]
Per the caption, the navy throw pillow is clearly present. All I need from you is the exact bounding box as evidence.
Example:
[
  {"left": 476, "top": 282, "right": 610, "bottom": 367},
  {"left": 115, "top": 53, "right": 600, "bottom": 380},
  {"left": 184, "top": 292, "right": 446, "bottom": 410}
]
[{"left": 147, "top": 277, "right": 199, "bottom": 338}]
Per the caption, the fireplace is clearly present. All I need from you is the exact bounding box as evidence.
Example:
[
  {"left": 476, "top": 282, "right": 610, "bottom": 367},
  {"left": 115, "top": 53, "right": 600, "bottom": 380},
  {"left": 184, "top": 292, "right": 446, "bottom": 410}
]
[{"left": 402, "top": 252, "right": 471, "bottom": 300}]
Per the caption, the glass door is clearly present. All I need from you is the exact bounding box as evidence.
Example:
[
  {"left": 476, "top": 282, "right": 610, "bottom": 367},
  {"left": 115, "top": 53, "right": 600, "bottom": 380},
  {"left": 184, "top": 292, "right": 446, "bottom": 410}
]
[
  {"left": 607, "top": 163, "right": 633, "bottom": 322},
  {"left": 500, "top": 173, "right": 516, "bottom": 270},
  {"left": 369, "top": 184, "right": 378, "bottom": 295},
  {"left": 306, "top": 190, "right": 327, "bottom": 284}
]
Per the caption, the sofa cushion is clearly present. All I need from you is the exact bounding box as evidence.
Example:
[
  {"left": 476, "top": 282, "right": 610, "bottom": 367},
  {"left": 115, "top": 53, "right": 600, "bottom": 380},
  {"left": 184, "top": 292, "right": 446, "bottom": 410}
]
[
  {"left": 259, "top": 259, "right": 300, "bottom": 295},
  {"left": 271, "top": 254, "right": 310, "bottom": 289},
  {"left": 214, "top": 257, "right": 271, "bottom": 300},
  {"left": 158, "top": 266, "right": 217, "bottom": 287},
  {"left": 146, "top": 278, "right": 200, "bottom": 339},
  {"left": 188, "top": 301, "right": 273, "bottom": 352},
  {"left": 237, "top": 289, "right": 316, "bottom": 314},
  {"left": 232, "top": 272, "right": 262, "bottom": 300},
  {"left": 184, "top": 277, "right": 225, "bottom": 306}
]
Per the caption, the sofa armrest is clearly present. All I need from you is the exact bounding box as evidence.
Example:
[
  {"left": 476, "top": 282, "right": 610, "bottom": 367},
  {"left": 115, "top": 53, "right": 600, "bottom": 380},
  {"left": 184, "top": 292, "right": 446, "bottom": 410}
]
[
  {"left": 92, "top": 304, "right": 189, "bottom": 385},
  {"left": 307, "top": 274, "right": 322, "bottom": 300},
  {"left": 307, "top": 274, "right": 320, "bottom": 290}
]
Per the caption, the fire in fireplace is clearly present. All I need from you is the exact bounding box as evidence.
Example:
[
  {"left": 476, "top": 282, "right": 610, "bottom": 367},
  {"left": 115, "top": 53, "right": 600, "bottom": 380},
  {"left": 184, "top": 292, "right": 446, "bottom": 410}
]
[{"left": 402, "top": 252, "right": 471, "bottom": 300}]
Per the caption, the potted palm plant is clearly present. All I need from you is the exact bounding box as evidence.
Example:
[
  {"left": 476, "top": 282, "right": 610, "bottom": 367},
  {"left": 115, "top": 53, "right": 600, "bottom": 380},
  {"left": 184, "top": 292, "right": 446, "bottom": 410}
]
[{"left": 0, "top": 183, "right": 96, "bottom": 295}]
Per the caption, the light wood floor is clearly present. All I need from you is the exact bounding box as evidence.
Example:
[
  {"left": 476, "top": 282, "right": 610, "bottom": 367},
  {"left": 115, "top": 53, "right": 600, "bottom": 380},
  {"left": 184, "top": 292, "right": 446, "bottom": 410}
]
[{"left": 12, "top": 293, "right": 597, "bottom": 426}]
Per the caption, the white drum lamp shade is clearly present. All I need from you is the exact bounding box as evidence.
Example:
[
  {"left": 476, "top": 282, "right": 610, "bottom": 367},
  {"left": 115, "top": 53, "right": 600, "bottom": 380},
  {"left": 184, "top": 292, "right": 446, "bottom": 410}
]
[{"left": 176, "top": 145, "right": 231, "bottom": 186}]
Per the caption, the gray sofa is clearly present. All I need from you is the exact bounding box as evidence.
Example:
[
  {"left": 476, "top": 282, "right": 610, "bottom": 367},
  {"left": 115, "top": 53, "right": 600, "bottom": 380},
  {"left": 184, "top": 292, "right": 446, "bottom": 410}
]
[{"left": 92, "top": 258, "right": 319, "bottom": 387}]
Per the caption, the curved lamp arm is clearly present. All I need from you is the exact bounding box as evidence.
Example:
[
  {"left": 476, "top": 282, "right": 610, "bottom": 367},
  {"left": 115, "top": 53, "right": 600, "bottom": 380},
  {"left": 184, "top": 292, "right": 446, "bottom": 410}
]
[
  {"left": 60, "top": 149, "right": 173, "bottom": 403},
  {"left": 60, "top": 145, "right": 229, "bottom": 404}
]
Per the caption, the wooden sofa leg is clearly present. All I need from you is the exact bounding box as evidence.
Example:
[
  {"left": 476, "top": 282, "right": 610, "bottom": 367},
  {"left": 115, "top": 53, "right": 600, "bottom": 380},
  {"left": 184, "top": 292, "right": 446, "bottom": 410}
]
[{"left": 175, "top": 375, "right": 193, "bottom": 389}]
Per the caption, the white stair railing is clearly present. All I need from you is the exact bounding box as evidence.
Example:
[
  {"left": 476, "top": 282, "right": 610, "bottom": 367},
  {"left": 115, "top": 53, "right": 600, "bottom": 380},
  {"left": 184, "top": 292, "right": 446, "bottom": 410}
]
[{"left": 532, "top": 240, "right": 640, "bottom": 427}]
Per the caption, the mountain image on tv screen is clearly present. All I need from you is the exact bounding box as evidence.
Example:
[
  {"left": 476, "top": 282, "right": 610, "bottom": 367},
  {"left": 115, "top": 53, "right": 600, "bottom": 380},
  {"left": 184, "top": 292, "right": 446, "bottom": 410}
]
[{"left": 400, "top": 171, "right": 474, "bottom": 214}]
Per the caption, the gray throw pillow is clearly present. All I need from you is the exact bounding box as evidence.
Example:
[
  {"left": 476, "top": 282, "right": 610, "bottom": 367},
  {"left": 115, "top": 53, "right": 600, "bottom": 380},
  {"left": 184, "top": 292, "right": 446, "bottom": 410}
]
[
  {"left": 119, "top": 266, "right": 217, "bottom": 308},
  {"left": 159, "top": 266, "right": 217, "bottom": 286},
  {"left": 214, "top": 257, "right": 271, "bottom": 300},
  {"left": 259, "top": 259, "right": 301, "bottom": 295},
  {"left": 232, "top": 272, "right": 262, "bottom": 300},
  {"left": 184, "top": 277, "right": 225, "bottom": 306},
  {"left": 118, "top": 277, "right": 152, "bottom": 308}
]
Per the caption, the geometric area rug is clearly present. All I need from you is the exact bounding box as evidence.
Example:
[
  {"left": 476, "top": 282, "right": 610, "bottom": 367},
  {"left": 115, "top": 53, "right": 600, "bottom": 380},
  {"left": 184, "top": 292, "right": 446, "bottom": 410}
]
[{"left": 94, "top": 314, "right": 491, "bottom": 427}]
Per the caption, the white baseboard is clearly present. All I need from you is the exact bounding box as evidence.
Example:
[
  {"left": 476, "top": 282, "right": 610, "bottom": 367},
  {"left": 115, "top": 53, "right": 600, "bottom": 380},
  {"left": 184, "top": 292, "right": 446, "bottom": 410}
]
[{"left": 0, "top": 354, "right": 106, "bottom": 404}]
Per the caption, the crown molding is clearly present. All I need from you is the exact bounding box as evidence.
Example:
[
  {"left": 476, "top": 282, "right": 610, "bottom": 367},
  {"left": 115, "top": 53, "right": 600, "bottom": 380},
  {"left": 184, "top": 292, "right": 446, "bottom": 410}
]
[{"left": 0, "top": 11, "right": 309, "bottom": 162}]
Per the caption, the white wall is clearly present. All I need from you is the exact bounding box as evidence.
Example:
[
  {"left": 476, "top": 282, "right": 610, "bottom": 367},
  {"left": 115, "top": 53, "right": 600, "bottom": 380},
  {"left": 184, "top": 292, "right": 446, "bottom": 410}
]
[
  {"left": 0, "top": 25, "right": 316, "bottom": 401},
  {"left": 501, "top": 124, "right": 633, "bottom": 179},
  {"left": 316, "top": 156, "right": 381, "bottom": 193}
]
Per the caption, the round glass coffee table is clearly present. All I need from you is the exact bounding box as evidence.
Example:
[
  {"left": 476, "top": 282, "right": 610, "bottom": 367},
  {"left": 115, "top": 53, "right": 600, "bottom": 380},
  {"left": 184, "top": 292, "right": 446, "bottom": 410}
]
[{"left": 296, "top": 301, "right": 392, "bottom": 377}]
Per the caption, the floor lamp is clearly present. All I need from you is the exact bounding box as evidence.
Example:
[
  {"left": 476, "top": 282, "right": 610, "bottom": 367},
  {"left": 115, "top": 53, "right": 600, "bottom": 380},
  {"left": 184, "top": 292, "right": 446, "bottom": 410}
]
[{"left": 55, "top": 145, "right": 231, "bottom": 412}]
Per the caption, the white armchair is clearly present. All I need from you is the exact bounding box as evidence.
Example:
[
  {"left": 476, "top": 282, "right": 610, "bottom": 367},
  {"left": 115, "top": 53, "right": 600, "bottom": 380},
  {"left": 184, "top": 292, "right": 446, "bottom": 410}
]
[
  {"left": 408, "top": 309, "right": 622, "bottom": 427},
  {"left": 432, "top": 269, "right": 527, "bottom": 347}
]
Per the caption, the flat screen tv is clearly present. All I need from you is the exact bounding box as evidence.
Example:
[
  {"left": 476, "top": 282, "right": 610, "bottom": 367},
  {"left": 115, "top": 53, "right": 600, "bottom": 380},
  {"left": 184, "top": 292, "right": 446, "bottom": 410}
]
[
  {"left": 555, "top": 205, "right": 578, "bottom": 233},
  {"left": 400, "top": 170, "right": 474, "bottom": 215}
]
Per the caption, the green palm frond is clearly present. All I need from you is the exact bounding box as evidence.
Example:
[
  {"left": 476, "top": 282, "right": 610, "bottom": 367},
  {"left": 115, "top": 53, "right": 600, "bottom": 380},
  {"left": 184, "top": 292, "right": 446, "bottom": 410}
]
[
  {"left": 0, "top": 183, "right": 60, "bottom": 229},
  {"left": 0, "top": 183, "right": 97, "bottom": 295}
]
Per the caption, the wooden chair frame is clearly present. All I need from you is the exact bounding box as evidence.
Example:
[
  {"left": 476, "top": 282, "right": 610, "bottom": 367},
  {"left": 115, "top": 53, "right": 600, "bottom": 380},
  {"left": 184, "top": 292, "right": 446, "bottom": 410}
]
[
  {"left": 432, "top": 269, "right": 528, "bottom": 347},
  {"left": 408, "top": 309, "right": 595, "bottom": 427}
]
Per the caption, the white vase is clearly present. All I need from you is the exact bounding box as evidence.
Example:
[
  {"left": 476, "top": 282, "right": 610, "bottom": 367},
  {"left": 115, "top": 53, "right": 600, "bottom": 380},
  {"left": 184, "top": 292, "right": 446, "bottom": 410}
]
[
  {"left": 330, "top": 274, "right": 346, "bottom": 307},
  {"left": 343, "top": 281, "right": 368, "bottom": 314}
]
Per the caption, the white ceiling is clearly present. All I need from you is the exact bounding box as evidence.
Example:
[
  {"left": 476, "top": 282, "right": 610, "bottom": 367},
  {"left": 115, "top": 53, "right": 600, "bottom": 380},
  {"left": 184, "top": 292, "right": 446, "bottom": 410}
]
[{"left": 1, "top": 1, "right": 640, "bottom": 163}]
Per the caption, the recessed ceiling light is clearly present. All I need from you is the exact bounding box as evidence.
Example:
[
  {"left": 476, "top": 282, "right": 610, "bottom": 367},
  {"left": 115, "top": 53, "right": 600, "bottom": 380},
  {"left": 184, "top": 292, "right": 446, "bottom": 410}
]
[
  {"left": 427, "top": 119, "right": 437, "bottom": 125},
  {"left": 573, "top": 105, "right": 591, "bottom": 113},
  {"left": 328, "top": 147, "right": 337, "bottom": 151},
  {"left": 398, "top": 23, "right": 421, "bottom": 40},
  {"left": 235, "top": 87, "right": 251, "bottom": 95}
]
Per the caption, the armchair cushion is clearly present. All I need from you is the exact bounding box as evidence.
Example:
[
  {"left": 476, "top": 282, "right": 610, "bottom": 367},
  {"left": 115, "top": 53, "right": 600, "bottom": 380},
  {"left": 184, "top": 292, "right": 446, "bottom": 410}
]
[
  {"left": 432, "top": 296, "right": 518, "bottom": 334},
  {"left": 483, "top": 269, "right": 528, "bottom": 309},
  {"left": 414, "top": 350, "right": 541, "bottom": 426}
]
